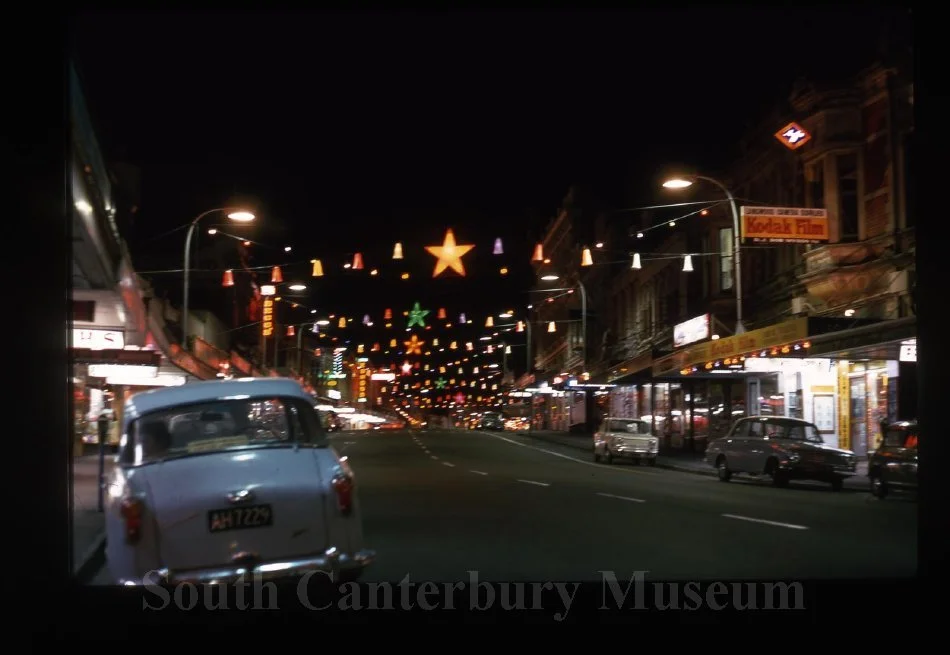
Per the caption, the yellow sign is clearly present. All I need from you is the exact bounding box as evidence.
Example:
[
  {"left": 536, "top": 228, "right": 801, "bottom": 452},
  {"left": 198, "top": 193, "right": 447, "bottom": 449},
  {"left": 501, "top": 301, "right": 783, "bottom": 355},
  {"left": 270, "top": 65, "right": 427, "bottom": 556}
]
[
  {"left": 837, "top": 361, "right": 850, "bottom": 450},
  {"left": 654, "top": 318, "right": 809, "bottom": 375},
  {"left": 262, "top": 298, "right": 274, "bottom": 337},
  {"left": 740, "top": 207, "right": 828, "bottom": 244}
]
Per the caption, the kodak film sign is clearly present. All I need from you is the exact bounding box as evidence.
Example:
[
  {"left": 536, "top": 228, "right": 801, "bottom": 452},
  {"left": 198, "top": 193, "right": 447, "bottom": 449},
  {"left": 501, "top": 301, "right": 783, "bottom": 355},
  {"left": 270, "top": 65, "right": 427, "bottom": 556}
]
[{"left": 740, "top": 206, "right": 829, "bottom": 244}]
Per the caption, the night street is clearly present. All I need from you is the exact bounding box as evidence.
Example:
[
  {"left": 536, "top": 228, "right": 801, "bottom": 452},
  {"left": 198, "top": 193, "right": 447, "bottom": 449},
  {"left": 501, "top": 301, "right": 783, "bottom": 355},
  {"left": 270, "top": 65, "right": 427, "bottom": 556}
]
[{"left": 335, "top": 429, "right": 916, "bottom": 582}]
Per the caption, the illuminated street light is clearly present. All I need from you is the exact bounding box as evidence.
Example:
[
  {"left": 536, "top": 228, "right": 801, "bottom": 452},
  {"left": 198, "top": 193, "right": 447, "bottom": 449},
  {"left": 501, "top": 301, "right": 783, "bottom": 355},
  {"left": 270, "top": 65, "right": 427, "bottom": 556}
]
[
  {"left": 183, "top": 207, "right": 257, "bottom": 350},
  {"left": 663, "top": 174, "right": 745, "bottom": 333}
]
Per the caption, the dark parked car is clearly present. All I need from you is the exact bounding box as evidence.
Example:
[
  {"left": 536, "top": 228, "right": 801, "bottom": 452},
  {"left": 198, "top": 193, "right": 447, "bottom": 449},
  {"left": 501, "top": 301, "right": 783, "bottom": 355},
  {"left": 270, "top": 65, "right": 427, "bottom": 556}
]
[{"left": 868, "top": 420, "right": 918, "bottom": 499}]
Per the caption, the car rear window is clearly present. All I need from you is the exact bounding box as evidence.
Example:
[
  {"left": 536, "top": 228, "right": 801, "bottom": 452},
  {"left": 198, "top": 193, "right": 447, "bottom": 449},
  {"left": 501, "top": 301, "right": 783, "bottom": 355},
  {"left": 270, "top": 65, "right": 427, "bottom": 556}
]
[{"left": 121, "top": 396, "right": 327, "bottom": 465}]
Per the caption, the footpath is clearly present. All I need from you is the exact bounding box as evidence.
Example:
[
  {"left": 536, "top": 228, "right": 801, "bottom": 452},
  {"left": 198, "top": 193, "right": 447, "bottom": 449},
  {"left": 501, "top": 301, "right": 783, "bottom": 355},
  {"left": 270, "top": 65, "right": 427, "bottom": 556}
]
[
  {"left": 72, "top": 455, "right": 112, "bottom": 583},
  {"left": 516, "top": 429, "right": 870, "bottom": 490}
]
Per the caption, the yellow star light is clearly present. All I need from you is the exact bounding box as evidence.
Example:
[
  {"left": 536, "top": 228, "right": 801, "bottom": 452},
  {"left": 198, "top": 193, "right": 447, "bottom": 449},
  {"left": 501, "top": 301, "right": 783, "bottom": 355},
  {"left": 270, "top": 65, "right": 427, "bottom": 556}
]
[
  {"left": 425, "top": 229, "right": 474, "bottom": 277},
  {"left": 404, "top": 335, "right": 425, "bottom": 355}
]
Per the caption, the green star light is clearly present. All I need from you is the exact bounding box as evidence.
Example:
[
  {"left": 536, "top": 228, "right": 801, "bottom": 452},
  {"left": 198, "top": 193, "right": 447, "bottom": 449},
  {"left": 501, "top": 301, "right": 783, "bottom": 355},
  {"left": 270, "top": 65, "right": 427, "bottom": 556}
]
[
  {"left": 434, "top": 378, "right": 447, "bottom": 389},
  {"left": 407, "top": 302, "right": 430, "bottom": 328}
]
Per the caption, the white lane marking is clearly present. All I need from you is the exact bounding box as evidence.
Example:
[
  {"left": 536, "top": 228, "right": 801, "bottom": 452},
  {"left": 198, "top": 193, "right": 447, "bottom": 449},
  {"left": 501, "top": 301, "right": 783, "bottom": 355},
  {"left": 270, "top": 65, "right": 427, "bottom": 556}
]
[
  {"left": 470, "top": 470, "right": 488, "bottom": 476},
  {"left": 344, "top": 441, "right": 355, "bottom": 445},
  {"left": 430, "top": 454, "right": 439, "bottom": 460},
  {"left": 596, "top": 492, "right": 646, "bottom": 503},
  {"left": 517, "top": 479, "right": 550, "bottom": 487},
  {"left": 479, "top": 431, "right": 661, "bottom": 476},
  {"left": 442, "top": 462, "right": 455, "bottom": 467},
  {"left": 722, "top": 513, "right": 808, "bottom": 530}
]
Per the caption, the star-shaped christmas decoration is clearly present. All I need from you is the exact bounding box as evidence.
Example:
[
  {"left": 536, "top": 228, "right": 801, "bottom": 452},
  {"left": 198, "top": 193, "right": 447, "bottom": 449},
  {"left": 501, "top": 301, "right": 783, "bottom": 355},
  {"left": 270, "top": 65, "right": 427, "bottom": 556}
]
[
  {"left": 453, "top": 392, "right": 466, "bottom": 405},
  {"left": 407, "top": 302, "right": 430, "bottom": 328},
  {"left": 400, "top": 361, "right": 413, "bottom": 375},
  {"left": 404, "top": 335, "right": 425, "bottom": 355},
  {"left": 425, "top": 228, "right": 474, "bottom": 277},
  {"left": 434, "top": 378, "right": 447, "bottom": 389}
]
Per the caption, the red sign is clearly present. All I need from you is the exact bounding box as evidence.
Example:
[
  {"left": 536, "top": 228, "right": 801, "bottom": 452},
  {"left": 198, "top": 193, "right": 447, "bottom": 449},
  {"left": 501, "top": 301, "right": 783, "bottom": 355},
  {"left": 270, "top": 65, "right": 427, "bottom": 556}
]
[{"left": 774, "top": 122, "right": 811, "bottom": 150}]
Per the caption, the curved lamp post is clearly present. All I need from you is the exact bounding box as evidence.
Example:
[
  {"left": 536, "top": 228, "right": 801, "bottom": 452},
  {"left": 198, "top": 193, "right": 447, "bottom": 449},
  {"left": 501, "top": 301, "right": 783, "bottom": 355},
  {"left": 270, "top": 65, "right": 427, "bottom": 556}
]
[
  {"left": 663, "top": 175, "right": 745, "bottom": 334},
  {"left": 182, "top": 208, "right": 255, "bottom": 351}
]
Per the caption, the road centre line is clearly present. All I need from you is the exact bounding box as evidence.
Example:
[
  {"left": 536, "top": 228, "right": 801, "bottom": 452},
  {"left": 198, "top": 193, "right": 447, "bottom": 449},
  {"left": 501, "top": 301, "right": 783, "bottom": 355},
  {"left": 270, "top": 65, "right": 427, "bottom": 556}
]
[
  {"left": 722, "top": 513, "right": 809, "bottom": 530},
  {"left": 596, "top": 492, "right": 646, "bottom": 503},
  {"left": 517, "top": 479, "right": 550, "bottom": 487},
  {"left": 430, "top": 454, "right": 439, "bottom": 460},
  {"left": 470, "top": 470, "right": 488, "bottom": 476},
  {"left": 442, "top": 462, "right": 456, "bottom": 467}
]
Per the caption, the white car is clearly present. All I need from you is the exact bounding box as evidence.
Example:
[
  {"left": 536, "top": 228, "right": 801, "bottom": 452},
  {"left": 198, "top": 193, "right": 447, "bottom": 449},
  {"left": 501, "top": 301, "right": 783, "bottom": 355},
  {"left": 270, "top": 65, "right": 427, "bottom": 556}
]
[
  {"left": 593, "top": 418, "right": 659, "bottom": 465},
  {"left": 104, "top": 378, "right": 375, "bottom": 585}
]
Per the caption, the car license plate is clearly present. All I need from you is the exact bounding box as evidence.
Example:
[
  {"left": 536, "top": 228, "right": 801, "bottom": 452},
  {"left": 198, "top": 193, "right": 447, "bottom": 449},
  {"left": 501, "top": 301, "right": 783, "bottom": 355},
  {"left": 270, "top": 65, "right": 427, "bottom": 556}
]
[{"left": 208, "top": 504, "right": 273, "bottom": 533}]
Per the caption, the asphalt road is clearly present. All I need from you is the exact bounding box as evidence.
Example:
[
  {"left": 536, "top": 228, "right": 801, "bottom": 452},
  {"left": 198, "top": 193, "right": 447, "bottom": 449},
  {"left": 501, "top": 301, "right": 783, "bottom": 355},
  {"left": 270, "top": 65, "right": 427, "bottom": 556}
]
[
  {"left": 335, "top": 428, "right": 917, "bottom": 582},
  {"left": 89, "top": 427, "right": 916, "bottom": 584}
]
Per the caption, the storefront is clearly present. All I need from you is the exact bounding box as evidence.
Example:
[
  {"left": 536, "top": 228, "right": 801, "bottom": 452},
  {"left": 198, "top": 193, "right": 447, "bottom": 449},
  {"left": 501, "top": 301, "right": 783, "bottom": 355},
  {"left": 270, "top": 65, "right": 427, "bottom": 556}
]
[{"left": 606, "top": 316, "right": 916, "bottom": 456}]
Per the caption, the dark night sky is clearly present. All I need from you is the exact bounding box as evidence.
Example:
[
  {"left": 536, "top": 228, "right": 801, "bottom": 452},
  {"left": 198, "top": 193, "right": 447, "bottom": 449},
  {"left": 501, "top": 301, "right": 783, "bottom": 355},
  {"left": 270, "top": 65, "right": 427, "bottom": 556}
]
[{"left": 69, "top": 8, "right": 909, "bottom": 354}]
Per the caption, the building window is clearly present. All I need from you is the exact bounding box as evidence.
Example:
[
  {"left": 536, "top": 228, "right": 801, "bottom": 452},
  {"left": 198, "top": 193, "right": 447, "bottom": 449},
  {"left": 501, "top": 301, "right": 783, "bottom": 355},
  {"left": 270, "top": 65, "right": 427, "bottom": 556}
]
[
  {"left": 719, "top": 227, "right": 734, "bottom": 292},
  {"left": 903, "top": 131, "right": 914, "bottom": 228},
  {"left": 837, "top": 153, "right": 859, "bottom": 241},
  {"left": 72, "top": 300, "right": 95, "bottom": 322}
]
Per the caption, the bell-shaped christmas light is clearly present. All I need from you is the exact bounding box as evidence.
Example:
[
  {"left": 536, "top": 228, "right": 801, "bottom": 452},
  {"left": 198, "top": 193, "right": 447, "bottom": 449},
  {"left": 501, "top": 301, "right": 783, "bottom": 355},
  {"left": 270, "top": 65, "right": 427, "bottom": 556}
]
[
  {"left": 631, "top": 253, "right": 642, "bottom": 269},
  {"left": 459, "top": 313, "right": 467, "bottom": 324},
  {"left": 338, "top": 317, "right": 346, "bottom": 328},
  {"left": 222, "top": 269, "right": 235, "bottom": 287},
  {"left": 547, "top": 321, "right": 556, "bottom": 333},
  {"left": 311, "top": 321, "right": 319, "bottom": 333},
  {"left": 311, "top": 259, "right": 324, "bottom": 277},
  {"left": 505, "top": 345, "right": 512, "bottom": 354},
  {"left": 581, "top": 247, "right": 593, "bottom": 267},
  {"left": 432, "top": 337, "right": 439, "bottom": 346},
  {"left": 390, "top": 338, "right": 397, "bottom": 348},
  {"left": 682, "top": 254, "right": 694, "bottom": 272},
  {"left": 485, "top": 316, "right": 494, "bottom": 328},
  {"left": 531, "top": 243, "right": 544, "bottom": 262},
  {"left": 352, "top": 253, "right": 364, "bottom": 270},
  {"left": 286, "top": 325, "right": 295, "bottom": 337},
  {"left": 392, "top": 242, "right": 404, "bottom": 260},
  {"left": 450, "top": 341, "right": 457, "bottom": 349},
  {"left": 384, "top": 308, "right": 393, "bottom": 320},
  {"left": 516, "top": 321, "right": 525, "bottom": 332},
  {"left": 362, "top": 314, "right": 371, "bottom": 326},
  {"left": 493, "top": 238, "right": 504, "bottom": 255},
  {"left": 271, "top": 266, "right": 283, "bottom": 283},
  {"left": 437, "top": 307, "right": 447, "bottom": 320},
  {"left": 372, "top": 343, "right": 380, "bottom": 352}
]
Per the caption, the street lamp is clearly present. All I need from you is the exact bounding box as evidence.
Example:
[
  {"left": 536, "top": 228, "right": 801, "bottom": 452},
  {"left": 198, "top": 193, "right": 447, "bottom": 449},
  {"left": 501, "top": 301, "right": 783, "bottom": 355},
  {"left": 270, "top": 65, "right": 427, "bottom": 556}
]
[
  {"left": 183, "top": 208, "right": 255, "bottom": 352},
  {"left": 663, "top": 175, "right": 745, "bottom": 334}
]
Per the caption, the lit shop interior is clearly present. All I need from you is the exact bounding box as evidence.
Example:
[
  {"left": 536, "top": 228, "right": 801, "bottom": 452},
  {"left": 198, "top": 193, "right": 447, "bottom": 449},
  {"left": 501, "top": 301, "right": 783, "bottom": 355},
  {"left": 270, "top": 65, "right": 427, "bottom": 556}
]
[{"left": 606, "top": 316, "right": 916, "bottom": 455}]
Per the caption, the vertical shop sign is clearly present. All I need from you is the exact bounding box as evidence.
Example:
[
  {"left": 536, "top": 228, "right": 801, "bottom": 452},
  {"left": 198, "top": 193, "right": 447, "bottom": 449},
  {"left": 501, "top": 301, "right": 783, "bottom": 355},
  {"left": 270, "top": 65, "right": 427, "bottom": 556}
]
[
  {"left": 262, "top": 298, "right": 274, "bottom": 338},
  {"left": 837, "top": 360, "right": 850, "bottom": 450}
]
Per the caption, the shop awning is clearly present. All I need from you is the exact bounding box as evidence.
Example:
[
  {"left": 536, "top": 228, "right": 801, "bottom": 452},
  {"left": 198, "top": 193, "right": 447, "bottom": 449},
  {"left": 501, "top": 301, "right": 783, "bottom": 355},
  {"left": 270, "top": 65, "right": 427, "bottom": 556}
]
[
  {"left": 804, "top": 316, "right": 916, "bottom": 360},
  {"left": 651, "top": 315, "right": 915, "bottom": 378}
]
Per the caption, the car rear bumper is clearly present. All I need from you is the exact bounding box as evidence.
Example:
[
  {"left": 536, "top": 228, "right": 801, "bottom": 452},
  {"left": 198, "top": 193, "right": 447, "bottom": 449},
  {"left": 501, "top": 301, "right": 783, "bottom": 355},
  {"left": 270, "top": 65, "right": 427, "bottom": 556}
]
[{"left": 119, "top": 547, "right": 376, "bottom": 585}]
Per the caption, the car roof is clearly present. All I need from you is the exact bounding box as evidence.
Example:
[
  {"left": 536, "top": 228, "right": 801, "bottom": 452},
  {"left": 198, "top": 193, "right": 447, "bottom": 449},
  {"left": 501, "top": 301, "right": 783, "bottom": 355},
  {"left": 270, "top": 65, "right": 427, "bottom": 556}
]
[{"left": 123, "top": 377, "right": 311, "bottom": 422}]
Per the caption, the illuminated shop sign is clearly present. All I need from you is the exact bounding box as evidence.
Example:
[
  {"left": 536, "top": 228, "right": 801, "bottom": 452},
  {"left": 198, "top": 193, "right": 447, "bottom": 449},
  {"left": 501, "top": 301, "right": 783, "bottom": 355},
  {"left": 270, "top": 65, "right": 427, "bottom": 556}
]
[
  {"left": 673, "top": 314, "right": 710, "bottom": 348},
  {"left": 262, "top": 298, "right": 274, "bottom": 337},
  {"left": 73, "top": 329, "right": 124, "bottom": 350}
]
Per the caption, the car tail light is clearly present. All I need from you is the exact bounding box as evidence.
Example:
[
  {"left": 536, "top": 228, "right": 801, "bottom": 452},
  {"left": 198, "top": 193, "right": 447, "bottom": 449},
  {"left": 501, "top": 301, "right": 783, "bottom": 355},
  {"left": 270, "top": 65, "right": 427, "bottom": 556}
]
[
  {"left": 332, "top": 473, "right": 354, "bottom": 516},
  {"left": 121, "top": 497, "right": 144, "bottom": 544}
]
